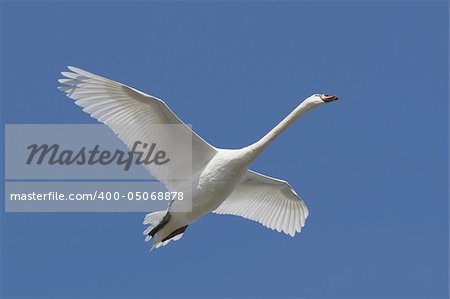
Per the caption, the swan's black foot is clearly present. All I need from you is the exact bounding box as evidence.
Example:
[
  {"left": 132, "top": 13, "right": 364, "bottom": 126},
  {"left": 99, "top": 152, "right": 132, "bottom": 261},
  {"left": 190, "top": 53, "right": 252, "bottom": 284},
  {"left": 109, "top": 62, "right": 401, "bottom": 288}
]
[
  {"left": 162, "top": 225, "right": 188, "bottom": 242},
  {"left": 147, "top": 212, "right": 170, "bottom": 238}
]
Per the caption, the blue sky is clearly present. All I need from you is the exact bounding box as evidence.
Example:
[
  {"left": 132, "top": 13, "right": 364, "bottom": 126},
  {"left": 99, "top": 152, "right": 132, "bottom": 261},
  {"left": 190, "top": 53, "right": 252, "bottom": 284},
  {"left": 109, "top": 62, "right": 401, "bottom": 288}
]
[{"left": 1, "top": 1, "right": 448, "bottom": 298}]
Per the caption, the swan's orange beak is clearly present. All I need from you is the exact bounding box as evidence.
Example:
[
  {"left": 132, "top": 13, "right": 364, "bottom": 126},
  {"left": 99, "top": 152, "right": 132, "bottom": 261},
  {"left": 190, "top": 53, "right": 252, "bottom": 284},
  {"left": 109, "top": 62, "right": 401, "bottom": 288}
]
[{"left": 321, "top": 94, "right": 339, "bottom": 103}]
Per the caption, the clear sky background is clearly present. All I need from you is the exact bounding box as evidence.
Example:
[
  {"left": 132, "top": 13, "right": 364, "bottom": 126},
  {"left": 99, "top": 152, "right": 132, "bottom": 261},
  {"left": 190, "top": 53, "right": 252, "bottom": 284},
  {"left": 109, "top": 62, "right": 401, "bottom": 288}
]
[{"left": 1, "top": 1, "right": 448, "bottom": 298}]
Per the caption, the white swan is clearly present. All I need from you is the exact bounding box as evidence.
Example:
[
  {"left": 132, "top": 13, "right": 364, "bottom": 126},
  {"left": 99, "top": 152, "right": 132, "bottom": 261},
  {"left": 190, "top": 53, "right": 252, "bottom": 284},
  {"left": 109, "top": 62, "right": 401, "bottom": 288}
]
[{"left": 59, "top": 66, "right": 338, "bottom": 250}]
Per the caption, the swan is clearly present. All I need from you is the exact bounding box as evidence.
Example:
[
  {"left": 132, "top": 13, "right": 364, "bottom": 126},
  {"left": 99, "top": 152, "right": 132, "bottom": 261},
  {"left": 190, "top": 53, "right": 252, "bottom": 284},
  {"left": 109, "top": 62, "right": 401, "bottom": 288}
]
[{"left": 58, "top": 66, "right": 338, "bottom": 250}]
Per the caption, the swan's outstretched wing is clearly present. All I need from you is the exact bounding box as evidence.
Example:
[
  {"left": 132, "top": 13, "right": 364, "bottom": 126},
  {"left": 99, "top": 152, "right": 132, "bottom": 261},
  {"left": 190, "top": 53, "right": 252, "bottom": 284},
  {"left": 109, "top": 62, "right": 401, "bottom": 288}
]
[
  {"left": 213, "top": 170, "right": 309, "bottom": 236},
  {"left": 58, "top": 66, "right": 216, "bottom": 190}
]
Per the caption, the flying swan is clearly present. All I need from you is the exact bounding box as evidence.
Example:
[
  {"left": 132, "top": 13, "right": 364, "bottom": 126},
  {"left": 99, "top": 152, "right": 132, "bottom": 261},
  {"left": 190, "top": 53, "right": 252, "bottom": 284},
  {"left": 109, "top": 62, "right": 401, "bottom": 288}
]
[{"left": 58, "top": 66, "right": 338, "bottom": 250}]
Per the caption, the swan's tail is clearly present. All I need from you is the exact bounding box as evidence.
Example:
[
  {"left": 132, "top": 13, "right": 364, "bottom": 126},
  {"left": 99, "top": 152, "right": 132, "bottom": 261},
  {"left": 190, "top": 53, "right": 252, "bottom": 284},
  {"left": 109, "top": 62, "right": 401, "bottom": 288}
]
[
  {"left": 150, "top": 226, "right": 187, "bottom": 251},
  {"left": 142, "top": 211, "right": 188, "bottom": 251},
  {"left": 143, "top": 211, "right": 168, "bottom": 241}
]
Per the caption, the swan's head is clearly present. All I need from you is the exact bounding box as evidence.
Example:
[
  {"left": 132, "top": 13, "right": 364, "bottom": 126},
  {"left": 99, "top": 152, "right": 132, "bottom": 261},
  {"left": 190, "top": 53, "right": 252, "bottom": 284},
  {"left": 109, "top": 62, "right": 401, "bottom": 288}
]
[{"left": 306, "top": 93, "right": 339, "bottom": 105}]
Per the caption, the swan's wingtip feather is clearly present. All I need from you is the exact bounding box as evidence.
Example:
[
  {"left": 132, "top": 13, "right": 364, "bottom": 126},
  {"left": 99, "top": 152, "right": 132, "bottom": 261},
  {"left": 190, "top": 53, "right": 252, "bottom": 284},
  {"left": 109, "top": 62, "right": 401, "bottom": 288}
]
[
  {"left": 67, "top": 65, "right": 78, "bottom": 71},
  {"left": 67, "top": 65, "right": 84, "bottom": 73},
  {"left": 61, "top": 71, "right": 77, "bottom": 78}
]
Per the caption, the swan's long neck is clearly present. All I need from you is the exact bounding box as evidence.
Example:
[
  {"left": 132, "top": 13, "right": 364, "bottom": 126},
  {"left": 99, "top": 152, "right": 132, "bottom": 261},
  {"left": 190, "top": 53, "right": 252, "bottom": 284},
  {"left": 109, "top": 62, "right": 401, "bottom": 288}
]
[{"left": 248, "top": 99, "right": 320, "bottom": 156}]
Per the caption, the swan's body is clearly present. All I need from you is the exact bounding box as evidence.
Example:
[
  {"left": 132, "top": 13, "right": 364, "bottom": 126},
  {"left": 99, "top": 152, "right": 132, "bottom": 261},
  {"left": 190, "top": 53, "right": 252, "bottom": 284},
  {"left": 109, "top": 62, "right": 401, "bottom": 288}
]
[
  {"left": 59, "top": 66, "right": 338, "bottom": 250},
  {"left": 152, "top": 149, "right": 251, "bottom": 246}
]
